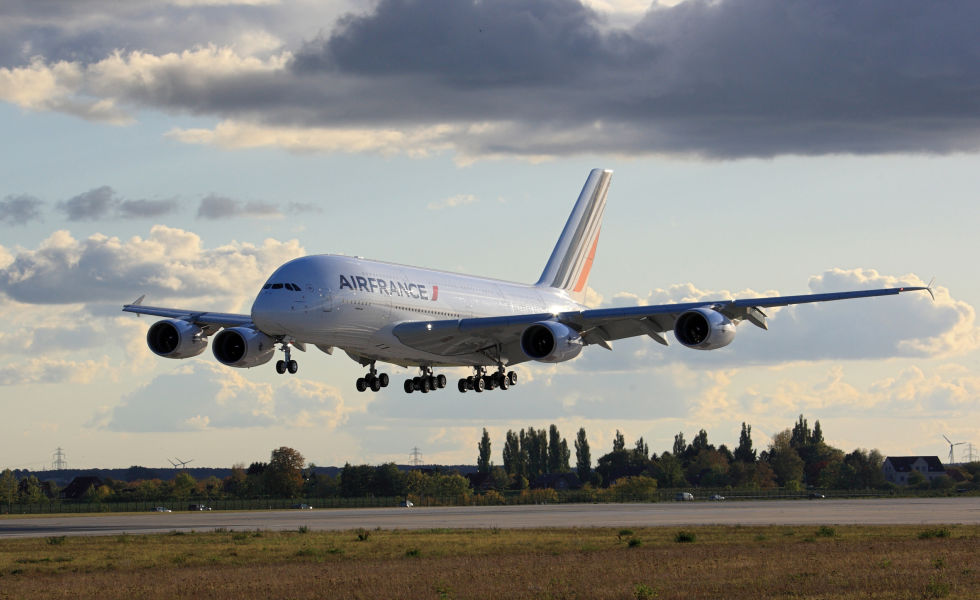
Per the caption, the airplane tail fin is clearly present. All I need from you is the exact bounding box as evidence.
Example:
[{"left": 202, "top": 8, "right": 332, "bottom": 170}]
[{"left": 535, "top": 168, "right": 612, "bottom": 303}]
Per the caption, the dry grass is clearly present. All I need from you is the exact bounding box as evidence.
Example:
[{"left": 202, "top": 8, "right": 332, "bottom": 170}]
[{"left": 0, "top": 525, "right": 977, "bottom": 599}]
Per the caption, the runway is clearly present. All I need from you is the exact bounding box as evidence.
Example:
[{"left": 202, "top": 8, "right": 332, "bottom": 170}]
[{"left": 1, "top": 497, "right": 977, "bottom": 539}]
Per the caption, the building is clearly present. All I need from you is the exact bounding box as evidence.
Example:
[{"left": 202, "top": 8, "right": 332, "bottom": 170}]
[{"left": 882, "top": 456, "right": 946, "bottom": 485}]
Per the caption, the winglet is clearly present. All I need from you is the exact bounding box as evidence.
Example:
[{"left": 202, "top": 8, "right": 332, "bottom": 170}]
[
  {"left": 132, "top": 294, "right": 145, "bottom": 306},
  {"left": 925, "top": 277, "right": 936, "bottom": 301}
]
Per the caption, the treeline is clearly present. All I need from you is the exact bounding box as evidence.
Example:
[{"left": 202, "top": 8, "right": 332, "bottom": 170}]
[
  {"left": 482, "top": 416, "right": 977, "bottom": 493},
  {"left": 3, "top": 417, "right": 978, "bottom": 507}
]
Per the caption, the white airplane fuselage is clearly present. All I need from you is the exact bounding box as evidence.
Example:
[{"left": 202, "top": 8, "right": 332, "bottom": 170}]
[{"left": 252, "top": 254, "right": 584, "bottom": 367}]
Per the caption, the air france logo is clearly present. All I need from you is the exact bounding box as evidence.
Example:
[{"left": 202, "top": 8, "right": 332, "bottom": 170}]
[{"left": 339, "top": 275, "right": 439, "bottom": 301}]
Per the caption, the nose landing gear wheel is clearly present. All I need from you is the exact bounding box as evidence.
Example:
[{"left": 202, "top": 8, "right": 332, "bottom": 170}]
[
  {"left": 276, "top": 360, "right": 286, "bottom": 374},
  {"left": 287, "top": 360, "right": 298, "bottom": 374}
]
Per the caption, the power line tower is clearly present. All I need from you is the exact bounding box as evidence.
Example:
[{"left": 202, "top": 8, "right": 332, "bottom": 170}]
[
  {"left": 409, "top": 447, "right": 424, "bottom": 468},
  {"left": 52, "top": 447, "right": 68, "bottom": 470}
]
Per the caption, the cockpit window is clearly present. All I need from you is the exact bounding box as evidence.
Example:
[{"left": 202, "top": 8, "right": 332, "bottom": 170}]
[
  {"left": 263, "top": 284, "right": 271, "bottom": 289},
  {"left": 287, "top": 283, "right": 298, "bottom": 291},
  {"left": 271, "top": 283, "right": 283, "bottom": 289}
]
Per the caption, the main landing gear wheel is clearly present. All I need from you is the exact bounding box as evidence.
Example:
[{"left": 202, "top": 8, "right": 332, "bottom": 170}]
[
  {"left": 403, "top": 367, "right": 446, "bottom": 394},
  {"left": 355, "top": 363, "right": 389, "bottom": 393},
  {"left": 458, "top": 368, "right": 516, "bottom": 393}
]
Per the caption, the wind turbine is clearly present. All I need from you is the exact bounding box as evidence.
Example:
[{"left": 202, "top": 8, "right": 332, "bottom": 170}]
[
  {"left": 943, "top": 435, "right": 964, "bottom": 464},
  {"left": 168, "top": 457, "right": 194, "bottom": 470}
]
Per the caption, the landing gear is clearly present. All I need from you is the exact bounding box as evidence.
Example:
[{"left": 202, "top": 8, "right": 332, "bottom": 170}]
[
  {"left": 355, "top": 362, "right": 389, "bottom": 393},
  {"left": 403, "top": 367, "right": 447, "bottom": 394},
  {"left": 457, "top": 368, "right": 517, "bottom": 393},
  {"left": 275, "top": 344, "right": 299, "bottom": 375}
]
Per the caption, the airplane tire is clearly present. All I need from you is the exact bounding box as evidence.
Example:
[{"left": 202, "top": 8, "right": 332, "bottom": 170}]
[
  {"left": 484, "top": 375, "right": 495, "bottom": 391},
  {"left": 508, "top": 371, "right": 517, "bottom": 385},
  {"left": 355, "top": 378, "right": 367, "bottom": 392},
  {"left": 499, "top": 378, "right": 509, "bottom": 390},
  {"left": 275, "top": 360, "right": 286, "bottom": 374},
  {"left": 404, "top": 379, "right": 414, "bottom": 394},
  {"left": 420, "top": 378, "right": 430, "bottom": 393},
  {"left": 379, "top": 373, "right": 389, "bottom": 387},
  {"left": 370, "top": 378, "right": 382, "bottom": 392},
  {"left": 473, "top": 377, "right": 485, "bottom": 393},
  {"left": 437, "top": 374, "right": 447, "bottom": 389},
  {"left": 457, "top": 379, "right": 467, "bottom": 393},
  {"left": 287, "top": 360, "right": 298, "bottom": 374},
  {"left": 428, "top": 376, "right": 437, "bottom": 391}
]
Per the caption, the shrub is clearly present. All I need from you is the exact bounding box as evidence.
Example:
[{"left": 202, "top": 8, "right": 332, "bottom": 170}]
[
  {"left": 405, "top": 548, "right": 421, "bottom": 557},
  {"left": 634, "top": 583, "right": 657, "bottom": 599},
  {"left": 628, "top": 538, "right": 643, "bottom": 548},
  {"left": 918, "top": 528, "right": 951, "bottom": 540},
  {"left": 816, "top": 526, "right": 836, "bottom": 538},
  {"left": 46, "top": 536, "right": 66, "bottom": 546},
  {"left": 297, "top": 525, "right": 309, "bottom": 534},
  {"left": 356, "top": 528, "right": 370, "bottom": 542},
  {"left": 674, "top": 531, "right": 696, "bottom": 543}
]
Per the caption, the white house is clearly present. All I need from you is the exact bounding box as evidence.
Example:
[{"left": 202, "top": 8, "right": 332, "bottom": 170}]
[{"left": 882, "top": 456, "right": 946, "bottom": 485}]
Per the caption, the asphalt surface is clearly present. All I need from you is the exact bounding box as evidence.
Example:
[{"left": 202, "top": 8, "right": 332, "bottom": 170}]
[{"left": 2, "top": 497, "right": 977, "bottom": 539}]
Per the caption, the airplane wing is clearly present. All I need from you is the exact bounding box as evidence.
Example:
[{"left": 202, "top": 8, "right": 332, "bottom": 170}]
[
  {"left": 392, "top": 285, "right": 930, "bottom": 365},
  {"left": 121, "top": 296, "right": 253, "bottom": 329}
]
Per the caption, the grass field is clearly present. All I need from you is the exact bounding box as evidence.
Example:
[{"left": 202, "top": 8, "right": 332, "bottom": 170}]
[{"left": 0, "top": 525, "right": 976, "bottom": 599}]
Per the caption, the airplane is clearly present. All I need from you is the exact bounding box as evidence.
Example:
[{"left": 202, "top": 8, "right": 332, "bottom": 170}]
[{"left": 123, "top": 169, "right": 931, "bottom": 395}]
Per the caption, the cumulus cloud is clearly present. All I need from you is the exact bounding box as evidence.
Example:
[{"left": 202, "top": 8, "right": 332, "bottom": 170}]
[
  {"left": 0, "top": 356, "right": 111, "bottom": 385},
  {"left": 0, "top": 194, "right": 43, "bottom": 225},
  {"left": 0, "top": 226, "right": 304, "bottom": 304},
  {"left": 56, "top": 186, "right": 179, "bottom": 220},
  {"left": 99, "top": 361, "right": 354, "bottom": 432},
  {"left": 3, "top": 0, "right": 980, "bottom": 159}
]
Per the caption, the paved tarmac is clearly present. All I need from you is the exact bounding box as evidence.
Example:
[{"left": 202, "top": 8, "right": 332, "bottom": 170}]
[{"left": 1, "top": 497, "right": 977, "bottom": 539}]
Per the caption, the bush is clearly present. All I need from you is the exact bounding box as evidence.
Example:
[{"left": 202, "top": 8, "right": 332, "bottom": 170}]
[
  {"left": 356, "top": 528, "right": 370, "bottom": 541},
  {"left": 918, "top": 528, "right": 951, "bottom": 540},
  {"left": 816, "top": 526, "right": 836, "bottom": 538},
  {"left": 674, "top": 531, "right": 696, "bottom": 543},
  {"left": 628, "top": 537, "right": 643, "bottom": 548}
]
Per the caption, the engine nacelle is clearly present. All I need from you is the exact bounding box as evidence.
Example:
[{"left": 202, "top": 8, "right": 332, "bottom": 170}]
[
  {"left": 520, "top": 321, "right": 584, "bottom": 363},
  {"left": 674, "top": 308, "right": 736, "bottom": 350},
  {"left": 146, "top": 319, "right": 207, "bottom": 359},
  {"left": 212, "top": 327, "right": 276, "bottom": 368}
]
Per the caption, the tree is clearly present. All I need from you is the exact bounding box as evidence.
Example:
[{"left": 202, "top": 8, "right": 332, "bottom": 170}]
[
  {"left": 478, "top": 428, "right": 492, "bottom": 474},
  {"left": 503, "top": 430, "right": 522, "bottom": 477},
  {"left": 691, "top": 429, "right": 711, "bottom": 453},
  {"left": 171, "top": 472, "right": 197, "bottom": 498},
  {"left": 652, "top": 452, "right": 687, "bottom": 488},
  {"left": 613, "top": 430, "right": 626, "bottom": 452},
  {"left": 17, "top": 475, "right": 45, "bottom": 503},
  {"left": 266, "top": 446, "right": 305, "bottom": 498},
  {"left": 547, "top": 425, "right": 564, "bottom": 473},
  {"left": 0, "top": 469, "right": 18, "bottom": 507},
  {"left": 340, "top": 463, "right": 374, "bottom": 497},
  {"left": 575, "top": 427, "right": 591, "bottom": 482},
  {"left": 633, "top": 437, "right": 649, "bottom": 461},
  {"left": 734, "top": 422, "right": 756, "bottom": 463},
  {"left": 672, "top": 432, "right": 687, "bottom": 457},
  {"left": 372, "top": 463, "right": 405, "bottom": 497},
  {"left": 767, "top": 429, "right": 804, "bottom": 487}
]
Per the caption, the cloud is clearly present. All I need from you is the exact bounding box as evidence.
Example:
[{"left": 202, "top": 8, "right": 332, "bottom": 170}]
[
  {"left": 427, "top": 194, "right": 477, "bottom": 211},
  {"left": 56, "top": 186, "right": 180, "bottom": 220},
  {"left": 0, "top": 226, "right": 304, "bottom": 304},
  {"left": 197, "top": 194, "right": 281, "bottom": 219},
  {"left": 4, "top": 0, "right": 980, "bottom": 159},
  {"left": 99, "top": 361, "right": 354, "bottom": 432},
  {"left": 0, "top": 194, "right": 43, "bottom": 225},
  {"left": 0, "top": 356, "right": 111, "bottom": 385}
]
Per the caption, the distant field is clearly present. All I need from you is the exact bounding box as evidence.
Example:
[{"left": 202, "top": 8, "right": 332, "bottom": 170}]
[{"left": 0, "top": 525, "right": 976, "bottom": 599}]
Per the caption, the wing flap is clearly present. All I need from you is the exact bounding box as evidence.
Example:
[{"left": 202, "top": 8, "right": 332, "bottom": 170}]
[{"left": 122, "top": 302, "right": 253, "bottom": 328}]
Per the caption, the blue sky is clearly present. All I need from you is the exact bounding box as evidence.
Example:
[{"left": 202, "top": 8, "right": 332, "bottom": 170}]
[{"left": 1, "top": 0, "right": 978, "bottom": 470}]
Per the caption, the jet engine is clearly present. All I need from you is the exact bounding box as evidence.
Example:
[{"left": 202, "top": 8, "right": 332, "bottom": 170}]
[
  {"left": 212, "top": 327, "right": 276, "bottom": 368},
  {"left": 520, "top": 321, "right": 584, "bottom": 363},
  {"left": 146, "top": 319, "right": 207, "bottom": 359},
  {"left": 673, "top": 308, "right": 736, "bottom": 350}
]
